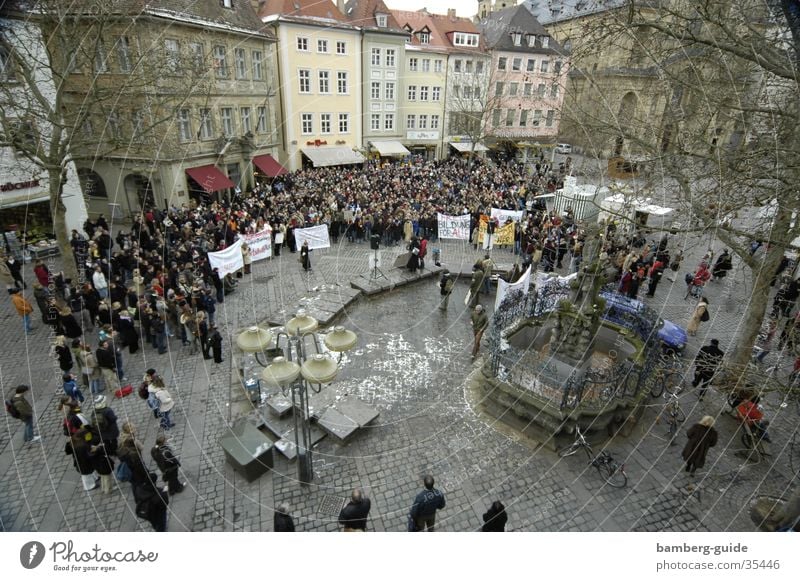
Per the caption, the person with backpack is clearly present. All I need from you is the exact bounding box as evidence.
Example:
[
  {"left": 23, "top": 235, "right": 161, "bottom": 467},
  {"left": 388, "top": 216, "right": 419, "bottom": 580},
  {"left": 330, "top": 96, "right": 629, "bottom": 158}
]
[
  {"left": 7, "top": 384, "right": 40, "bottom": 443},
  {"left": 687, "top": 296, "right": 710, "bottom": 336},
  {"left": 148, "top": 378, "right": 176, "bottom": 430},
  {"left": 91, "top": 395, "right": 119, "bottom": 457},
  {"left": 117, "top": 422, "right": 148, "bottom": 485},
  {"left": 62, "top": 373, "right": 85, "bottom": 404},
  {"left": 64, "top": 425, "right": 100, "bottom": 491},
  {"left": 151, "top": 434, "right": 185, "bottom": 495},
  {"left": 58, "top": 396, "right": 88, "bottom": 437},
  {"left": 438, "top": 270, "right": 455, "bottom": 311}
]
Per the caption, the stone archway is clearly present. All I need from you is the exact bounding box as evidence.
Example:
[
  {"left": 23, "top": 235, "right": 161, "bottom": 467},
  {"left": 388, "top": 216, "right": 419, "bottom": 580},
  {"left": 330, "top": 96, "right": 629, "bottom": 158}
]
[
  {"left": 614, "top": 92, "right": 639, "bottom": 156},
  {"left": 123, "top": 174, "right": 154, "bottom": 215}
]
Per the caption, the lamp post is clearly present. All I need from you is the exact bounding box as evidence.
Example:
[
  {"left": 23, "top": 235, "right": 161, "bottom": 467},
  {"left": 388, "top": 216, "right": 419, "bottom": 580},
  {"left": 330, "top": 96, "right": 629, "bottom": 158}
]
[{"left": 238, "top": 310, "right": 357, "bottom": 484}]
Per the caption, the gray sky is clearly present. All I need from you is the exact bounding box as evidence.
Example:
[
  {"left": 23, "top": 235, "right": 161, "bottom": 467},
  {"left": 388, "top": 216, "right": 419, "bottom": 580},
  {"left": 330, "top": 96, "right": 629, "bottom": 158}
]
[{"left": 383, "top": 0, "right": 479, "bottom": 18}]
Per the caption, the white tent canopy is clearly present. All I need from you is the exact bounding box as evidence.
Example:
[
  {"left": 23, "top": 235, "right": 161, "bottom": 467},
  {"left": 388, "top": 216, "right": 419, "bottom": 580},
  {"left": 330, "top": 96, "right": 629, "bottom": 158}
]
[
  {"left": 370, "top": 140, "right": 410, "bottom": 156},
  {"left": 302, "top": 147, "right": 365, "bottom": 167},
  {"left": 449, "top": 141, "right": 488, "bottom": 153}
]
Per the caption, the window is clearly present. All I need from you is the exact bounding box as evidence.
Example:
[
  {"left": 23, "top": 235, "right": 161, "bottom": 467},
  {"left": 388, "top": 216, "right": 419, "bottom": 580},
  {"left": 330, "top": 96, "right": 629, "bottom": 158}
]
[
  {"left": 476, "top": 61, "right": 484, "bottom": 74},
  {"left": 78, "top": 169, "right": 107, "bottom": 198},
  {"left": 452, "top": 85, "right": 460, "bottom": 98},
  {"left": 299, "top": 69, "right": 311, "bottom": 93},
  {"left": 371, "top": 114, "right": 381, "bottom": 131},
  {"left": 317, "top": 39, "right": 328, "bottom": 53},
  {"left": 506, "top": 109, "right": 515, "bottom": 127},
  {"left": 222, "top": 0, "right": 233, "bottom": 7},
  {"left": 95, "top": 40, "right": 108, "bottom": 73},
  {"left": 407, "top": 85, "right": 417, "bottom": 100},
  {"left": 474, "top": 86, "right": 481, "bottom": 98},
  {"left": 213, "top": 45, "right": 228, "bottom": 77},
  {"left": 256, "top": 107, "right": 267, "bottom": 133},
  {"left": 220, "top": 107, "right": 234, "bottom": 136},
  {"left": 526, "top": 58, "right": 535, "bottom": 72},
  {"left": 519, "top": 109, "right": 528, "bottom": 127},
  {"left": 422, "top": 58, "right": 430, "bottom": 72},
  {"left": 509, "top": 82, "right": 518, "bottom": 96},
  {"left": 418, "top": 114, "right": 428, "bottom": 129},
  {"left": 546, "top": 110, "right": 555, "bottom": 127},
  {"left": 463, "top": 86, "right": 473, "bottom": 99},
  {"left": 338, "top": 113, "right": 349, "bottom": 133},
  {"left": 384, "top": 113, "right": 394, "bottom": 131},
  {"left": 495, "top": 82, "right": 504, "bottom": 96},
  {"left": 177, "top": 108, "right": 192, "bottom": 142},
  {"left": 497, "top": 57, "right": 507, "bottom": 71},
  {"left": 528, "top": 34, "right": 536, "bottom": 47},
  {"left": 234, "top": 48, "right": 247, "bottom": 79},
  {"left": 252, "top": 50, "right": 263, "bottom": 80},
  {"left": 165, "top": 39, "right": 180, "bottom": 73},
  {"left": 199, "top": 108, "right": 214, "bottom": 139},
  {"left": 453, "top": 32, "right": 479, "bottom": 46},
  {"left": 301, "top": 113, "right": 313, "bottom": 134},
  {"left": 81, "top": 118, "right": 93, "bottom": 138},
  {"left": 434, "top": 59, "right": 443, "bottom": 73},
  {"left": 190, "top": 42, "right": 204, "bottom": 71},
  {"left": 371, "top": 81, "right": 381, "bottom": 99},
  {"left": 337, "top": 71, "right": 348, "bottom": 94},
  {"left": 385, "top": 82, "right": 395, "bottom": 100},
  {"left": 492, "top": 109, "right": 501, "bottom": 126},
  {"left": 107, "top": 112, "right": 121, "bottom": 140},
  {"left": 432, "top": 86, "right": 441, "bottom": 101},
  {"left": 541, "top": 60, "right": 549, "bottom": 73},
  {"left": 533, "top": 109, "right": 542, "bottom": 126},
  {"left": 512, "top": 32, "right": 522, "bottom": 46},
  {"left": 454, "top": 59, "right": 462, "bottom": 73},
  {"left": 431, "top": 115, "right": 440, "bottom": 129},
  {"left": 386, "top": 49, "right": 396, "bottom": 67},
  {"left": 297, "top": 37, "right": 309, "bottom": 51},
  {"left": 320, "top": 113, "right": 331, "bottom": 134},
  {"left": 420, "top": 86, "right": 428, "bottom": 101},
  {"left": 542, "top": 37, "right": 550, "bottom": 49},
  {"left": 130, "top": 110, "right": 144, "bottom": 137},
  {"left": 551, "top": 84, "right": 559, "bottom": 98},
  {"left": 319, "top": 70, "right": 330, "bottom": 93},
  {"left": 406, "top": 114, "right": 416, "bottom": 129},
  {"left": 240, "top": 107, "right": 251, "bottom": 133},
  {"left": 371, "top": 48, "right": 381, "bottom": 66},
  {"left": 116, "top": 36, "right": 131, "bottom": 73},
  {"left": 524, "top": 83, "right": 532, "bottom": 96},
  {"left": 554, "top": 61, "right": 562, "bottom": 74},
  {"left": 419, "top": 31, "right": 430, "bottom": 44},
  {"left": 336, "top": 41, "right": 346, "bottom": 55},
  {"left": 538, "top": 83, "right": 546, "bottom": 97},
  {"left": 376, "top": 14, "right": 388, "bottom": 27},
  {"left": 512, "top": 57, "right": 522, "bottom": 72},
  {"left": 409, "top": 57, "right": 418, "bottom": 71}
]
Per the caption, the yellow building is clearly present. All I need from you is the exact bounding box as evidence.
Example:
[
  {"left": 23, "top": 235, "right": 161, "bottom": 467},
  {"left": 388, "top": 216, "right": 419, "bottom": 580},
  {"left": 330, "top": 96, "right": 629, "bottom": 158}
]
[{"left": 260, "top": 0, "right": 365, "bottom": 170}]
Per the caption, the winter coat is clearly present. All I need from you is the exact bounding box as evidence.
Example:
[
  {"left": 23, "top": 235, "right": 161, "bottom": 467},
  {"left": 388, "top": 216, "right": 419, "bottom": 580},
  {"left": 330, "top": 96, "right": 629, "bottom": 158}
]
[
  {"left": 12, "top": 392, "right": 33, "bottom": 420},
  {"left": 60, "top": 312, "right": 83, "bottom": 338},
  {"left": 482, "top": 502, "right": 508, "bottom": 532},
  {"left": 149, "top": 385, "right": 175, "bottom": 413},
  {"left": 11, "top": 293, "right": 33, "bottom": 316},
  {"left": 64, "top": 430, "right": 98, "bottom": 475},
  {"left": 687, "top": 300, "right": 708, "bottom": 334},
  {"left": 338, "top": 498, "right": 371, "bottom": 530},
  {"left": 274, "top": 511, "right": 295, "bottom": 532},
  {"left": 55, "top": 345, "right": 74, "bottom": 372},
  {"left": 682, "top": 424, "right": 718, "bottom": 470}
]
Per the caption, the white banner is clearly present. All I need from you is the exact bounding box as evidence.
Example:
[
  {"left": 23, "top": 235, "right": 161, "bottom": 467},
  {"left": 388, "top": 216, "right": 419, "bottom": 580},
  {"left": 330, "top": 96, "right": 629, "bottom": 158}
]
[
  {"left": 491, "top": 208, "right": 524, "bottom": 223},
  {"left": 239, "top": 226, "right": 272, "bottom": 262},
  {"left": 207, "top": 238, "right": 244, "bottom": 277},
  {"left": 495, "top": 265, "right": 533, "bottom": 310},
  {"left": 437, "top": 213, "right": 471, "bottom": 240},
  {"left": 294, "top": 224, "right": 330, "bottom": 250}
]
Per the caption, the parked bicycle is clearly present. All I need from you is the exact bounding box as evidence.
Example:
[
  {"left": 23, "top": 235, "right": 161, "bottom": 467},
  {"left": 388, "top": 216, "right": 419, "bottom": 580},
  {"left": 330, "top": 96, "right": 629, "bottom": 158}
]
[
  {"left": 650, "top": 352, "right": 684, "bottom": 398},
  {"left": 657, "top": 392, "right": 686, "bottom": 444},
  {"left": 557, "top": 426, "right": 628, "bottom": 487}
]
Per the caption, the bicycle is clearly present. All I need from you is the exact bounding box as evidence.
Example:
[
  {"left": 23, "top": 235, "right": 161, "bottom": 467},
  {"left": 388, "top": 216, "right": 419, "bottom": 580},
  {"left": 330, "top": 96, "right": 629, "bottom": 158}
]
[
  {"left": 557, "top": 426, "right": 628, "bottom": 488},
  {"left": 657, "top": 392, "right": 686, "bottom": 444},
  {"left": 650, "top": 353, "right": 684, "bottom": 398}
]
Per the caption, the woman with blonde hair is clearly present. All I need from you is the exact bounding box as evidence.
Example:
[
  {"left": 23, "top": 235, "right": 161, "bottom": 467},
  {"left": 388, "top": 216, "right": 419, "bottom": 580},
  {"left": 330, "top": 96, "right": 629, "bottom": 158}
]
[{"left": 682, "top": 415, "right": 718, "bottom": 478}]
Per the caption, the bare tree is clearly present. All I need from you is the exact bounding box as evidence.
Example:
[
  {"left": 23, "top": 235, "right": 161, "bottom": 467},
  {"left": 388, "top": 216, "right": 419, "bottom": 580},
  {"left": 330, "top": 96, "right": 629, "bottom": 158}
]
[{"left": 561, "top": 0, "right": 800, "bottom": 387}]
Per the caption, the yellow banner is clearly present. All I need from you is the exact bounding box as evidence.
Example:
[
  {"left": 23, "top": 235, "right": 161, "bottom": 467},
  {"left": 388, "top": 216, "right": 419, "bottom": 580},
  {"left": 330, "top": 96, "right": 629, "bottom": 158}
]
[{"left": 496, "top": 222, "right": 515, "bottom": 246}]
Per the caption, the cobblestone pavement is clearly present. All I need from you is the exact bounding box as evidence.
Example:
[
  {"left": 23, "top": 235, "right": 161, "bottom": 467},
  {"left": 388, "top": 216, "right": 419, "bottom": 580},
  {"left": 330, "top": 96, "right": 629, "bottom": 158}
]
[{"left": 0, "top": 225, "right": 797, "bottom": 532}]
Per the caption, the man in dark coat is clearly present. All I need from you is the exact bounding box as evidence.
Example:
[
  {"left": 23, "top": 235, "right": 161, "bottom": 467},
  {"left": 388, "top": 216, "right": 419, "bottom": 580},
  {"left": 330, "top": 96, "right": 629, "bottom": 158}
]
[
  {"left": 209, "top": 325, "right": 224, "bottom": 363},
  {"left": 682, "top": 416, "right": 718, "bottom": 480},
  {"left": 133, "top": 472, "right": 169, "bottom": 532},
  {"left": 409, "top": 475, "right": 446, "bottom": 532},
  {"left": 274, "top": 503, "right": 295, "bottom": 532},
  {"left": 338, "top": 488, "right": 371, "bottom": 531},
  {"left": 300, "top": 240, "right": 312, "bottom": 271},
  {"left": 151, "top": 434, "right": 185, "bottom": 495},
  {"left": 91, "top": 395, "right": 119, "bottom": 456},
  {"left": 692, "top": 339, "right": 724, "bottom": 401},
  {"left": 482, "top": 500, "right": 508, "bottom": 532}
]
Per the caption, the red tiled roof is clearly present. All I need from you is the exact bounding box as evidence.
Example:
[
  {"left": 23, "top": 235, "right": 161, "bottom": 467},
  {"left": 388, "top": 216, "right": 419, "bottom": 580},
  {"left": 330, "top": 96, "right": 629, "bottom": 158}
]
[
  {"left": 343, "top": 0, "right": 403, "bottom": 30},
  {"left": 259, "top": 0, "right": 346, "bottom": 21},
  {"left": 389, "top": 8, "right": 484, "bottom": 50}
]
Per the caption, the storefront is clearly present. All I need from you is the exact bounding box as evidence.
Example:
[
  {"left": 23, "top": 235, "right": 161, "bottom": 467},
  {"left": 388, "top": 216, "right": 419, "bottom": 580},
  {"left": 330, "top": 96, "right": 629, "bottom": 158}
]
[
  {"left": 0, "top": 179, "right": 57, "bottom": 258},
  {"left": 448, "top": 141, "right": 488, "bottom": 158},
  {"left": 185, "top": 164, "right": 236, "bottom": 206},
  {"left": 301, "top": 146, "right": 365, "bottom": 169},
  {"left": 369, "top": 140, "right": 411, "bottom": 162},
  {"left": 251, "top": 153, "right": 289, "bottom": 189},
  {"left": 405, "top": 131, "right": 439, "bottom": 161}
]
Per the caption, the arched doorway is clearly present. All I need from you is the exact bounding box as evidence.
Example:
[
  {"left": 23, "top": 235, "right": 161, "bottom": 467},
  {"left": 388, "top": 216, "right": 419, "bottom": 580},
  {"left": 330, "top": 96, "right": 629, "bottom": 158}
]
[
  {"left": 614, "top": 92, "right": 639, "bottom": 156},
  {"left": 123, "top": 174, "right": 154, "bottom": 215}
]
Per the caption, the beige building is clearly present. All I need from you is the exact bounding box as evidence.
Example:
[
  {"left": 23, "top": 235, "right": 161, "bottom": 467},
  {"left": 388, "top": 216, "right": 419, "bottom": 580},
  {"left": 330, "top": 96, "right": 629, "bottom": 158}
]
[
  {"left": 260, "top": 0, "right": 364, "bottom": 171},
  {"left": 55, "top": 1, "right": 281, "bottom": 216}
]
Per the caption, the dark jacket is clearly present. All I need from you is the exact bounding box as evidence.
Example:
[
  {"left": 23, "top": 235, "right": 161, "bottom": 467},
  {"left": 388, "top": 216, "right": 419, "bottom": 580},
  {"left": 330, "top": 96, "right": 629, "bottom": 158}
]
[
  {"left": 151, "top": 443, "right": 180, "bottom": 476},
  {"left": 682, "top": 424, "right": 718, "bottom": 470},
  {"left": 482, "top": 502, "right": 508, "bottom": 532},
  {"left": 410, "top": 487, "right": 446, "bottom": 518},
  {"left": 338, "top": 498, "right": 372, "bottom": 530},
  {"left": 96, "top": 346, "right": 116, "bottom": 370},
  {"left": 274, "top": 511, "right": 295, "bottom": 532},
  {"left": 695, "top": 344, "right": 724, "bottom": 374},
  {"left": 12, "top": 393, "right": 33, "bottom": 420}
]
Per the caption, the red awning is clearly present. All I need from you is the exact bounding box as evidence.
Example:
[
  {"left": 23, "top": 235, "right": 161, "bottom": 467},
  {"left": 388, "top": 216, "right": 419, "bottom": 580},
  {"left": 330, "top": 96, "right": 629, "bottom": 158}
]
[
  {"left": 252, "top": 154, "right": 288, "bottom": 177},
  {"left": 185, "top": 165, "right": 235, "bottom": 193}
]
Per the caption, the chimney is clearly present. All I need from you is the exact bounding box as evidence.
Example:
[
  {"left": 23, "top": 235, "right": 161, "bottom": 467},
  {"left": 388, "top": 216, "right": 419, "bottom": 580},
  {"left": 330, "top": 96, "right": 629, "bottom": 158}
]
[{"left": 447, "top": 8, "right": 456, "bottom": 19}]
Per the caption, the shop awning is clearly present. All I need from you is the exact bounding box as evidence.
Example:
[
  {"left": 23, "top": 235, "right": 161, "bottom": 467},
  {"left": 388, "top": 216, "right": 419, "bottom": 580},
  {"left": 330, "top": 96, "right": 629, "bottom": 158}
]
[
  {"left": 252, "top": 154, "right": 288, "bottom": 177},
  {"left": 370, "top": 140, "right": 410, "bottom": 156},
  {"left": 302, "top": 147, "right": 365, "bottom": 167},
  {"left": 185, "top": 165, "right": 235, "bottom": 193},
  {"left": 0, "top": 193, "right": 49, "bottom": 209},
  {"left": 449, "top": 141, "right": 488, "bottom": 153}
]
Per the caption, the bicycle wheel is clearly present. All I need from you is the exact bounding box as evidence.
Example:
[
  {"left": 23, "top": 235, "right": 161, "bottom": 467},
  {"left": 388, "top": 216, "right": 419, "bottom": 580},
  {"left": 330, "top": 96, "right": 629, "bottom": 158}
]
[
  {"left": 741, "top": 430, "right": 756, "bottom": 450},
  {"left": 596, "top": 460, "right": 628, "bottom": 488},
  {"left": 673, "top": 406, "right": 686, "bottom": 423},
  {"left": 650, "top": 376, "right": 665, "bottom": 398},
  {"left": 558, "top": 442, "right": 582, "bottom": 458}
]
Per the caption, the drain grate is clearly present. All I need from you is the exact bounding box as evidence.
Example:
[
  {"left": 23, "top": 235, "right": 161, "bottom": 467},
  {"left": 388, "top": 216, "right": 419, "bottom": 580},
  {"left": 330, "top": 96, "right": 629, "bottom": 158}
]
[{"left": 317, "top": 495, "right": 346, "bottom": 517}]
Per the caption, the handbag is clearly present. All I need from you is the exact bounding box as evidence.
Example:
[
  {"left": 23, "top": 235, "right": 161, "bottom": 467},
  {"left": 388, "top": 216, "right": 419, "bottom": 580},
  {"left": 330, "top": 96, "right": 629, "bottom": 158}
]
[{"left": 115, "top": 460, "right": 132, "bottom": 482}]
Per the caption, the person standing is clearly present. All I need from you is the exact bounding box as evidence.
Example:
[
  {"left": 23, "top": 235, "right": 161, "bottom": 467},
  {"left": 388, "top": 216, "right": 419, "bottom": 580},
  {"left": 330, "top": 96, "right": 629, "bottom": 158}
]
[
  {"left": 682, "top": 416, "right": 718, "bottom": 482},
  {"left": 209, "top": 325, "right": 224, "bottom": 363},
  {"left": 149, "top": 378, "right": 176, "bottom": 430},
  {"left": 438, "top": 270, "right": 454, "bottom": 311},
  {"left": 62, "top": 373, "right": 85, "bottom": 404},
  {"left": 409, "top": 475, "right": 446, "bottom": 532},
  {"left": 481, "top": 500, "right": 508, "bottom": 532},
  {"left": 406, "top": 237, "right": 421, "bottom": 273},
  {"left": 468, "top": 267, "right": 483, "bottom": 308},
  {"left": 338, "top": 488, "right": 371, "bottom": 532},
  {"left": 480, "top": 254, "right": 494, "bottom": 294},
  {"left": 96, "top": 340, "right": 120, "bottom": 392},
  {"left": 5, "top": 254, "right": 26, "bottom": 288},
  {"left": 197, "top": 311, "right": 210, "bottom": 360},
  {"left": 54, "top": 336, "right": 74, "bottom": 373},
  {"left": 91, "top": 395, "right": 119, "bottom": 457},
  {"left": 471, "top": 305, "right": 489, "bottom": 359},
  {"left": 274, "top": 503, "right": 296, "bottom": 532},
  {"left": 133, "top": 472, "right": 169, "bottom": 532},
  {"left": 151, "top": 434, "right": 185, "bottom": 495},
  {"left": 300, "top": 240, "right": 312, "bottom": 272},
  {"left": 64, "top": 425, "right": 100, "bottom": 491},
  {"left": 92, "top": 265, "right": 109, "bottom": 299},
  {"left": 11, "top": 385, "right": 40, "bottom": 443},
  {"left": 687, "top": 296, "right": 710, "bottom": 336},
  {"left": 10, "top": 288, "right": 34, "bottom": 334},
  {"left": 692, "top": 339, "right": 724, "bottom": 401},
  {"left": 646, "top": 258, "right": 665, "bottom": 297}
]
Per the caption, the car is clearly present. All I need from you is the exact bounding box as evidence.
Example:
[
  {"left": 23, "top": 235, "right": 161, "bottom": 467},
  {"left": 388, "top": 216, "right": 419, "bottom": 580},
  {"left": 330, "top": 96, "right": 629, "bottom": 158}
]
[
  {"left": 599, "top": 291, "right": 687, "bottom": 354},
  {"left": 555, "top": 143, "right": 572, "bottom": 154}
]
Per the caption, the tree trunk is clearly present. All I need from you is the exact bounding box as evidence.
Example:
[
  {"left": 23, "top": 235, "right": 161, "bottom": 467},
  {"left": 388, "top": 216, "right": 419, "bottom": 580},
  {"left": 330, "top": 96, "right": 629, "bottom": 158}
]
[{"left": 49, "top": 167, "right": 78, "bottom": 282}]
